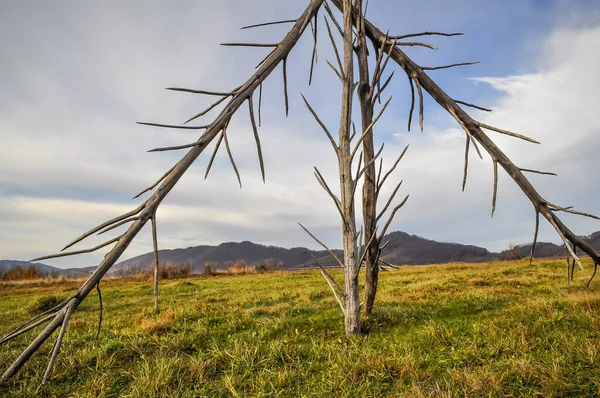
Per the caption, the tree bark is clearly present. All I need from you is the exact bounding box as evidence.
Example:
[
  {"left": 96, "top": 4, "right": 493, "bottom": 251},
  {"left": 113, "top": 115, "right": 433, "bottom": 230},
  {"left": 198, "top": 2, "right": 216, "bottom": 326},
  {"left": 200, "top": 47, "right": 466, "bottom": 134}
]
[
  {"left": 339, "top": 0, "right": 360, "bottom": 335},
  {"left": 354, "top": 4, "right": 380, "bottom": 316}
]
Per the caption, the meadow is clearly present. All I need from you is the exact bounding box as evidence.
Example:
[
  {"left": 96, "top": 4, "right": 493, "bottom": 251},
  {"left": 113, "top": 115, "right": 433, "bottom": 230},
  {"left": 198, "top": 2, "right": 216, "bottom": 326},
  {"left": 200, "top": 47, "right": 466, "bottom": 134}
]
[{"left": 1, "top": 258, "right": 599, "bottom": 397}]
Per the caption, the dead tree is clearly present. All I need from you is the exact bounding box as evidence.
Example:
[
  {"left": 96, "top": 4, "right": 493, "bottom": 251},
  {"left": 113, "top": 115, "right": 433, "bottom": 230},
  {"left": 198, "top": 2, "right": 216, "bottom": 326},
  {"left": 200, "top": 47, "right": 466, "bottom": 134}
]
[
  {"left": 0, "top": 0, "right": 326, "bottom": 383},
  {"left": 1, "top": 0, "right": 599, "bottom": 384}
]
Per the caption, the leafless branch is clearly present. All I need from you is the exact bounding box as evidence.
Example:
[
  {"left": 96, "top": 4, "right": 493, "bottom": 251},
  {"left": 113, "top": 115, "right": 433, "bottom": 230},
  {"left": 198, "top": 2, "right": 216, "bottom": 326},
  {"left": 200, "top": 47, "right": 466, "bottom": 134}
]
[
  {"left": 309, "top": 15, "right": 318, "bottom": 85},
  {"left": 184, "top": 95, "right": 230, "bottom": 124},
  {"left": 301, "top": 94, "right": 339, "bottom": 154},
  {"left": 326, "top": 60, "right": 344, "bottom": 81},
  {"left": 373, "top": 70, "right": 395, "bottom": 104},
  {"left": 455, "top": 100, "right": 491, "bottom": 112},
  {"left": 205, "top": 132, "right": 224, "bottom": 179},
  {"left": 133, "top": 161, "right": 180, "bottom": 199},
  {"left": 396, "top": 41, "right": 438, "bottom": 50},
  {"left": 350, "top": 95, "right": 392, "bottom": 160},
  {"left": 407, "top": 74, "right": 415, "bottom": 132},
  {"left": 462, "top": 135, "right": 470, "bottom": 192},
  {"left": 414, "top": 77, "right": 424, "bottom": 132},
  {"left": 323, "top": 15, "right": 345, "bottom": 77},
  {"left": 547, "top": 204, "right": 600, "bottom": 221},
  {"left": 220, "top": 42, "right": 279, "bottom": 48},
  {"left": 258, "top": 83, "right": 263, "bottom": 126},
  {"left": 492, "top": 160, "right": 499, "bottom": 217},
  {"left": 520, "top": 168, "right": 557, "bottom": 176},
  {"left": 41, "top": 306, "right": 74, "bottom": 383},
  {"left": 314, "top": 167, "right": 344, "bottom": 219},
  {"left": 222, "top": 124, "right": 242, "bottom": 188},
  {"left": 421, "top": 61, "right": 480, "bottom": 71},
  {"left": 377, "top": 144, "right": 409, "bottom": 194},
  {"left": 151, "top": 216, "right": 159, "bottom": 311},
  {"left": 322, "top": 1, "right": 344, "bottom": 36},
  {"left": 390, "top": 31, "right": 463, "bottom": 40},
  {"left": 476, "top": 121, "right": 540, "bottom": 144},
  {"left": 97, "top": 216, "right": 139, "bottom": 235},
  {"left": 312, "top": 254, "right": 343, "bottom": 294},
  {"left": 377, "top": 180, "right": 403, "bottom": 222},
  {"left": 248, "top": 97, "right": 266, "bottom": 182},
  {"left": 166, "top": 88, "right": 234, "bottom": 96},
  {"left": 283, "top": 57, "right": 289, "bottom": 116},
  {"left": 298, "top": 222, "right": 345, "bottom": 269},
  {"left": 378, "top": 195, "right": 409, "bottom": 241},
  {"left": 530, "top": 211, "right": 540, "bottom": 266},
  {"left": 33, "top": 237, "right": 121, "bottom": 262},
  {"left": 241, "top": 19, "right": 297, "bottom": 30},
  {"left": 95, "top": 282, "right": 103, "bottom": 341}
]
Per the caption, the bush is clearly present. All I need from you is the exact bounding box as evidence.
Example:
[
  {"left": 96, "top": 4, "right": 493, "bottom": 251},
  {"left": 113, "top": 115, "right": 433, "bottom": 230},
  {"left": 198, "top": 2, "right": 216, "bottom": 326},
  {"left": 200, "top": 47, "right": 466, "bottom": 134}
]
[
  {"left": 203, "top": 261, "right": 219, "bottom": 276},
  {"left": 2, "top": 265, "right": 44, "bottom": 281},
  {"left": 158, "top": 261, "right": 191, "bottom": 279},
  {"left": 226, "top": 260, "right": 256, "bottom": 275},
  {"left": 29, "top": 295, "right": 65, "bottom": 314}
]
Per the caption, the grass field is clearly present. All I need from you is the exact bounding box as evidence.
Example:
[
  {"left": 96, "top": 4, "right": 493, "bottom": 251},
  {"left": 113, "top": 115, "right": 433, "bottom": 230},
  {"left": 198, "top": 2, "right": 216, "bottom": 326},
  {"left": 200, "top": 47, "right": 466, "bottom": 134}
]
[{"left": 1, "top": 259, "right": 599, "bottom": 397}]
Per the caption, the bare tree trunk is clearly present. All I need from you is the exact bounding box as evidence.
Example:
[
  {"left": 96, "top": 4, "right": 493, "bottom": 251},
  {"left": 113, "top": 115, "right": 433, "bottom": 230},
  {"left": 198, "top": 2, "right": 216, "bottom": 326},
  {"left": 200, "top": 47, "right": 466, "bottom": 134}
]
[
  {"left": 354, "top": 4, "right": 380, "bottom": 316},
  {"left": 339, "top": 0, "right": 360, "bottom": 335}
]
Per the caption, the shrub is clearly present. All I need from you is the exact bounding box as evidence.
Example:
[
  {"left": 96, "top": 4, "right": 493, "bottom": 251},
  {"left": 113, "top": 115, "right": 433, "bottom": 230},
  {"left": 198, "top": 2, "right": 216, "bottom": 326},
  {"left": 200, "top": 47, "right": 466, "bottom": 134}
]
[
  {"left": 29, "top": 295, "right": 65, "bottom": 314},
  {"left": 203, "top": 261, "right": 219, "bottom": 276},
  {"left": 3, "top": 265, "right": 44, "bottom": 281}
]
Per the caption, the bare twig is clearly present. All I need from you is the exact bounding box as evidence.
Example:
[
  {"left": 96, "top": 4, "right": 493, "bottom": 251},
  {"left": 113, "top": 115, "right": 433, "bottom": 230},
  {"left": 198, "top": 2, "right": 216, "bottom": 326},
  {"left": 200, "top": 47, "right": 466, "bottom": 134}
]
[
  {"left": 151, "top": 216, "right": 159, "bottom": 311},
  {"left": 222, "top": 124, "right": 242, "bottom": 188},
  {"left": 298, "top": 223, "right": 345, "bottom": 269},
  {"left": 530, "top": 211, "right": 540, "bottom": 266},
  {"left": 390, "top": 31, "right": 463, "bottom": 40},
  {"left": 455, "top": 100, "right": 491, "bottom": 112},
  {"left": 462, "top": 135, "right": 470, "bottom": 192},
  {"left": 477, "top": 122, "right": 540, "bottom": 144},
  {"left": 396, "top": 41, "right": 438, "bottom": 50},
  {"left": 184, "top": 95, "right": 229, "bottom": 124},
  {"left": 283, "top": 57, "right": 289, "bottom": 116},
  {"left": 241, "top": 19, "right": 297, "bottom": 30},
  {"left": 248, "top": 97, "right": 265, "bottom": 182},
  {"left": 166, "top": 88, "right": 234, "bottom": 96},
  {"left": 492, "top": 160, "right": 499, "bottom": 217},
  {"left": 95, "top": 283, "right": 103, "bottom": 341},
  {"left": 323, "top": 15, "right": 345, "bottom": 77},
  {"left": 414, "top": 78, "right": 424, "bottom": 132},
  {"left": 520, "top": 168, "right": 557, "bottom": 177},
  {"left": 221, "top": 42, "right": 279, "bottom": 48},
  {"left": 314, "top": 167, "right": 344, "bottom": 219},
  {"left": 301, "top": 94, "right": 339, "bottom": 154},
  {"left": 309, "top": 15, "right": 318, "bottom": 85},
  {"left": 133, "top": 161, "right": 180, "bottom": 199},
  {"left": 421, "top": 61, "right": 480, "bottom": 71},
  {"left": 32, "top": 237, "right": 122, "bottom": 262},
  {"left": 377, "top": 145, "right": 409, "bottom": 194},
  {"left": 378, "top": 195, "right": 409, "bottom": 241},
  {"left": 376, "top": 180, "right": 403, "bottom": 222},
  {"left": 205, "top": 132, "right": 224, "bottom": 179}
]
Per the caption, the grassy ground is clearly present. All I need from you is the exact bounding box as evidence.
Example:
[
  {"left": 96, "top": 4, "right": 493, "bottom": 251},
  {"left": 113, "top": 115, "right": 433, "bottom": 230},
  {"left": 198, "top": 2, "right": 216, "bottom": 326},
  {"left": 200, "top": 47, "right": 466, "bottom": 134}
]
[{"left": 0, "top": 259, "right": 599, "bottom": 397}]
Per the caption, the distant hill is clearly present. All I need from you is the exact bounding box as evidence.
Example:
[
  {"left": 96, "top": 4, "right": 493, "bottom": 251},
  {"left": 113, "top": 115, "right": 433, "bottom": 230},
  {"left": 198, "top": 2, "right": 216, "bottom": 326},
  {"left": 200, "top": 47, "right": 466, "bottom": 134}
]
[
  {"left": 0, "top": 260, "right": 94, "bottom": 278},
  {"left": 3, "top": 230, "right": 600, "bottom": 276},
  {"left": 109, "top": 230, "right": 600, "bottom": 274},
  {"left": 498, "top": 231, "right": 600, "bottom": 259}
]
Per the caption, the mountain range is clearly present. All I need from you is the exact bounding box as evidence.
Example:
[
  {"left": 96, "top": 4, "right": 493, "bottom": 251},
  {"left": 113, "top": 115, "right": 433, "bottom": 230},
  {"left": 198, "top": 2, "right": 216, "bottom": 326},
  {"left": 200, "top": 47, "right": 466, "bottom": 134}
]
[{"left": 3, "top": 230, "right": 599, "bottom": 276}]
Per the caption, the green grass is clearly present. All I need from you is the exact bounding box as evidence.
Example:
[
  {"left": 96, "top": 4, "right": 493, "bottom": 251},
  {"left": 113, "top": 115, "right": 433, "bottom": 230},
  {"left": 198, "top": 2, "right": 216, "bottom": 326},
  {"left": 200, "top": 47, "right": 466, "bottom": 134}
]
[{"left": 1, "top": 259, "right": 599, "bottom": 397}]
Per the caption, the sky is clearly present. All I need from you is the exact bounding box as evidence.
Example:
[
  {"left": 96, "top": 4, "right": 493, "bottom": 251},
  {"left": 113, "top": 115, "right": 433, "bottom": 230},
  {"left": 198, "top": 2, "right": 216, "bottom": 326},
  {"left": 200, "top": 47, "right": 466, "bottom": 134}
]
[{"left": 1, "top": 0, "right": 599, "bottom": 268}]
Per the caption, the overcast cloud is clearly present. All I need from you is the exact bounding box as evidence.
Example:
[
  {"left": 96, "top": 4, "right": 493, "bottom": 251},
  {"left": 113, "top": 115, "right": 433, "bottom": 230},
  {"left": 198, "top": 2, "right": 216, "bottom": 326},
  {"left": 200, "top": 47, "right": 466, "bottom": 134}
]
[{"left": 1, "top": 1, "right": 599, "bottom": 268}]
